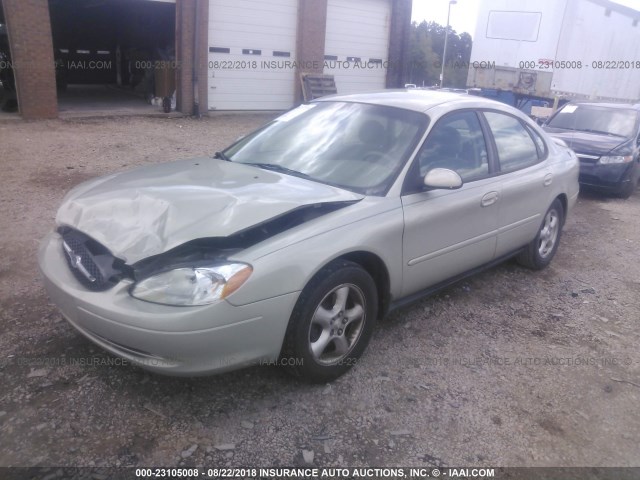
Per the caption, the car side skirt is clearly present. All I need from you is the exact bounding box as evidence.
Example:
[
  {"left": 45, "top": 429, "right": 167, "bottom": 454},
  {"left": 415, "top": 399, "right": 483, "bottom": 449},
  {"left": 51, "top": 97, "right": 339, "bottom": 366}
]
[{"left": 388, "top": 248, "right": 525, "bottom": 312}]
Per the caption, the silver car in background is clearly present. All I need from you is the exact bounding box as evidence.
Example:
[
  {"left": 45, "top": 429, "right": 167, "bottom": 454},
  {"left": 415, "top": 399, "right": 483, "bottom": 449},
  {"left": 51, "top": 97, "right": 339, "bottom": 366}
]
[{"left": 39, "top": 91, "right": 580, "bottom": 382}]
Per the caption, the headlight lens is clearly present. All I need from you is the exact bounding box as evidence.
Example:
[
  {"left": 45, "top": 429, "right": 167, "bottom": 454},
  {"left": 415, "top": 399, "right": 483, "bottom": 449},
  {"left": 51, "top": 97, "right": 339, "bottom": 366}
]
[
  {"left": 131, "top": 263, "right": 252, "bottom": 306},
  {"left": 599, "top": 155, "right": 632, "bottom": 164}
]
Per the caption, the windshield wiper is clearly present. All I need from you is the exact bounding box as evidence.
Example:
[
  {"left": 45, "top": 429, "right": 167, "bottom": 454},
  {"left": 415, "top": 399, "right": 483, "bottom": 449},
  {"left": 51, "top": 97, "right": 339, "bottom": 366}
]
[
  {"left": 244, "top": 162, "right": 312, "bottom": 179},
  {"left": 214, "top": 151, "right": 231, "bottom": 161}
]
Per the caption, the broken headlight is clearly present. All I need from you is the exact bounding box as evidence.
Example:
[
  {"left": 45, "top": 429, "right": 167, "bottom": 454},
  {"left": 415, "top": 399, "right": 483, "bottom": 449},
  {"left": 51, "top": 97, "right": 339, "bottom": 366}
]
[{"left": 130, "top": 263, "right": 252, "bottom": 306}]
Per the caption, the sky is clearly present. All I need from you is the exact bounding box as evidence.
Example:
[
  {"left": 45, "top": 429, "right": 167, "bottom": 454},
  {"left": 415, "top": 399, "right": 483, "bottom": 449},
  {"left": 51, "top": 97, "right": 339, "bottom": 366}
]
[{"left": 411, "top": 0, "right": 640, "bottom": 38}]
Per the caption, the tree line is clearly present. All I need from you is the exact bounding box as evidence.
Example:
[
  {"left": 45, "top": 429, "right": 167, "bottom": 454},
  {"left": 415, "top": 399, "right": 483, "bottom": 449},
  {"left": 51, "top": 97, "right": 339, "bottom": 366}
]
[{"left": 408, "top": 21, "right": 473, "bottom": 89}]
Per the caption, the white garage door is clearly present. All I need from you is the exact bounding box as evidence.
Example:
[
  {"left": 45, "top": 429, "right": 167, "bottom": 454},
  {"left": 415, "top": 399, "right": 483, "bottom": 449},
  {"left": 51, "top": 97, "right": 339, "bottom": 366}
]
[
  {"left": 324, "top": 0, "right": 391, "bottom": 95},
  {"left": 208, "top": 0, "right": 298, "bottom": 110}
]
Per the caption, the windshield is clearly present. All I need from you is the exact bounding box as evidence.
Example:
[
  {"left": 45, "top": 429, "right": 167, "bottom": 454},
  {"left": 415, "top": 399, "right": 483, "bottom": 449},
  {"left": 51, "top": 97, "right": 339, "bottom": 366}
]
[
  {"left": 223, "top": 102, "right": 428, "bottom": 195},
  {"left": 546, "top": 105, "right": 638, "bottom": 138}
]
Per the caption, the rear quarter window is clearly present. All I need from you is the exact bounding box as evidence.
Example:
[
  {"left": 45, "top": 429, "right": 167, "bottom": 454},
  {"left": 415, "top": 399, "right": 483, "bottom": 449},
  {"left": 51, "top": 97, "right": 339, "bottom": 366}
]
[
  {"left": 484, "top": 112, "right": 540, "bottom": 172},
  {"left": 525, "top": 124, "right": 548, "bottom": 159}
]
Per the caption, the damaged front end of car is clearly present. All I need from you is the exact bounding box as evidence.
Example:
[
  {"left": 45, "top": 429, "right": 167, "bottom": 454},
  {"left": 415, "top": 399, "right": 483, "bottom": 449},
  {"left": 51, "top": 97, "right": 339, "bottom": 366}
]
[{"left": 56, "top": 199, "right": 360, "bottom": 307}]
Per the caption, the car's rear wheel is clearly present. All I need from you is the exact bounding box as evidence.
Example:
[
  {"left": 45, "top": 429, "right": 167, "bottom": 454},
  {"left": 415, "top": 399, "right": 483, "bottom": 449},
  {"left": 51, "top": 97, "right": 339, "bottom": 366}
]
[
  {"left": 517, "top": 198, "right": 564, "bottom": 270},
  {"left": 281, "top": 260, "right": 377, "bottom": 383}
]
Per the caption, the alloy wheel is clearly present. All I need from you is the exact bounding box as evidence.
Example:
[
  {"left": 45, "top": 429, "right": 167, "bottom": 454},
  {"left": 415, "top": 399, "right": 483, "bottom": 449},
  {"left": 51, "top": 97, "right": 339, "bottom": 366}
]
[
  {"left": 538, "top": 208, "right": 560, "bottom": 258},
  {"left": 308, "top": 283, "right": 366, "bottom": 365}
]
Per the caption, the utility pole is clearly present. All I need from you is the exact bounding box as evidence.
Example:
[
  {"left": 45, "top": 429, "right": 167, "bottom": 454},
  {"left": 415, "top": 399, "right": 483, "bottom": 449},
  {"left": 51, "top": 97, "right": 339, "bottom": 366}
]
[{"left": 440, "top": 0, "right": 457, "bottom": 88}]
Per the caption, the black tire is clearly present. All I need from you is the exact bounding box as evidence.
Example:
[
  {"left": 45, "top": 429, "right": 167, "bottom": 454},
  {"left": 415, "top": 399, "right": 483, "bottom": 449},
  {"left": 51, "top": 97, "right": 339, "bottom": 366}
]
[
  {"left": 517, "top": 198, "right": 564, "bottom": 270},
  {"left": 616, "top": 180, "right": 636, "bottom": 199},
  {"left": 280, "top": 260, "right": 378, "bottom": 383}
]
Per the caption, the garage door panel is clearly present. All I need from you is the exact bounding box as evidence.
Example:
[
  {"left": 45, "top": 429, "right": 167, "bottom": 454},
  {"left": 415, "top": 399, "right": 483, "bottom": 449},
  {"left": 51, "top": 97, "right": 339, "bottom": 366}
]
[
  {"left": 328, "top": 18, "right": 389, "bottom": 34},
  {"left": 325, "top": 37, "right": 388, "bottom": 55},
  {"left": 211, "top": 91, "right": 294, "bottom": 101},
  {"left": 213, "top": 0, "right": 297, "bottom": 15},
  {"left": 210, "top": 74, "right": 295, "bottom": 92},
  {"left": 325, "top": 0, "right": 391, "bottom": 95},
  {"left": 209, "top": 97, "right": 293, "bottom": 110},
  {"left": 326, "top": 70, "right": 387, "bottom": 80},
  {"left": 209, "top": 28, "right": 296, "bottom": 49},
  {"left": 208, "top": 0, "right": 297, "bottom": 110},
  {"left": 211, "top": 70, "right": 294, "bottom": 83},
  {"left": 328, "top": 6, "right": 388, "bottom": 22},
  {"left": 210, "top": 8, "right": 297, "bottom": 22},
  {"left": 209, "top": 32, "right": 296, "bottom": 48},
  {"left": 327, "top": 3, "right": 390, "bottom": 24},
  {"left": 208, "top": 14, "right": 297, "bottom": 35},
  {"left": 212, "top": 0, "right": 295, "bottom": 11}
]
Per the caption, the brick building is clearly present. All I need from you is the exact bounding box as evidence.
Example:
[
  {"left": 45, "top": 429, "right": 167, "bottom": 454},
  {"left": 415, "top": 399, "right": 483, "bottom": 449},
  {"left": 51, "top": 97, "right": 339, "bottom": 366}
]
[{"left": 0, "top": 0, "right": 412, "bottom": 119}]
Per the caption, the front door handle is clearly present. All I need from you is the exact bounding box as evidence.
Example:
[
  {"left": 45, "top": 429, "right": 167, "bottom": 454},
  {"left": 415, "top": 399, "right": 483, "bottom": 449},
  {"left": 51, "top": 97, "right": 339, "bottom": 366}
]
[
  {"left": 481, "top": 191, "right": 499, "bottom": 207},
  {"left": 544, "top": 173, "right": 553, "bottom": 186}
]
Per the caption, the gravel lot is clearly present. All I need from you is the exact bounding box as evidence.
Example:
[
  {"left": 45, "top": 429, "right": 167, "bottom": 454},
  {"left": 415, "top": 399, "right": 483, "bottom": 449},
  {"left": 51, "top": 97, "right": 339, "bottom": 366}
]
[{"left": 0, "top": 114, "right": 639, "bottom": 469}]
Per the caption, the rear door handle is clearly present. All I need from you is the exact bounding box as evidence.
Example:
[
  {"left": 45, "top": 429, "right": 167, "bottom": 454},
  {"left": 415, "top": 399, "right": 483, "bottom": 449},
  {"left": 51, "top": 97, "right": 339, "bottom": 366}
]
[
  {"left": 544, "top": 173, "right": 553, "bottom": 186},
  {"left": 481, "top": 191, "right": 499, "bottom": 207}
]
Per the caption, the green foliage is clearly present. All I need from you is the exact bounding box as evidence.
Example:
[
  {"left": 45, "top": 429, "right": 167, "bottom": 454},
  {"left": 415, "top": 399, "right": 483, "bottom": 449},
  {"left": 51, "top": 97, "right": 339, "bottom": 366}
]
[{"left": 408, "top": 21, "right": 473, "bottom": 89}]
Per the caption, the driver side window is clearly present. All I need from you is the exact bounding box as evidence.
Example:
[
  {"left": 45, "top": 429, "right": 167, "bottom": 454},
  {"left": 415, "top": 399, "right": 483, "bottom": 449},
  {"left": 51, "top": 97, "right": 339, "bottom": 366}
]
[{"left": 417, "top": 111, "right": 489, "bottom": 182}]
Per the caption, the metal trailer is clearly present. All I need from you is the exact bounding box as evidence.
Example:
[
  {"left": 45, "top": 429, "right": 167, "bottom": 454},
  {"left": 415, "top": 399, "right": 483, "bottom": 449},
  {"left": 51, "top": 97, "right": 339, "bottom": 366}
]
[{"left": 466, "top": 0, "right": 640, "bottom": 113}]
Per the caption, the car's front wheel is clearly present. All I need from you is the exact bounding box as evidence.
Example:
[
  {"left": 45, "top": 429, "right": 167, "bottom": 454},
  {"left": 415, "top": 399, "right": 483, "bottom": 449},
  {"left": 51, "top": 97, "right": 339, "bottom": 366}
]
[
  {"left": 517, "top": 198, "right": 564, "bottom": 270},
  {"left": 616, "top": 179, "right": 637, "bottom": 199},
  {"left": 281, "top": 260, "right": 378, "bottom": 382}
]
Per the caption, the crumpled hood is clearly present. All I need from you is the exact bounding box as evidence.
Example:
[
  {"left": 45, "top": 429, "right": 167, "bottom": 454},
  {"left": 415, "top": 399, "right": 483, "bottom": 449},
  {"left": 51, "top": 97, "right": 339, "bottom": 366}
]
[{"left": 56, "top": 158, "right": 363, "bottom": 263}]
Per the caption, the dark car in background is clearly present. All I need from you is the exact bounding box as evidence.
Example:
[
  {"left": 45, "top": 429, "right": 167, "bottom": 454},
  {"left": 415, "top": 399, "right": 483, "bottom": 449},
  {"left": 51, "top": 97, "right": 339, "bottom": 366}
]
[{"left": 543, "top": 102, "right": 640, "bottom": 198}]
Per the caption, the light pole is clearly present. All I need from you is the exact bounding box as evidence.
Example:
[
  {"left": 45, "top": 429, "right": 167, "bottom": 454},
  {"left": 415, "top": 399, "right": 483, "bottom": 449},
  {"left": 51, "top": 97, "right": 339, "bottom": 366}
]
[{"left": 440, "top": 0, "right": 457, "bottom": 88}]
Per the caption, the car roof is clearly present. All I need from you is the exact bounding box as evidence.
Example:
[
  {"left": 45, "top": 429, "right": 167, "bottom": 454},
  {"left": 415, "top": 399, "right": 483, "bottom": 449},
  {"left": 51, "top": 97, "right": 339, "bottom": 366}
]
[
  {"left": 565, "top": 102, "right": 640, "bottom": 111},
  {"left": 313, "top": 89, "right": 506, "bottom": 113}
]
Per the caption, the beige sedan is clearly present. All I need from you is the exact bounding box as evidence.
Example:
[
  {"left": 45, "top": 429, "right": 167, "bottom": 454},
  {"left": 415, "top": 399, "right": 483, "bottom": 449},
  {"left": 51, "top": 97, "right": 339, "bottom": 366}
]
[{"left": 39, "top": 90, "right": 580, "bottom": 382}]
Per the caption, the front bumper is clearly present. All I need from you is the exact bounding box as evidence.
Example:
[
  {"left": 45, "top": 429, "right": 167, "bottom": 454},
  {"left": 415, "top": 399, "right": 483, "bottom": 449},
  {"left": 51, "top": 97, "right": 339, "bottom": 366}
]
[
  {"left": 578, "top": 160, "right": 635, "bottom": 192},
  {"left": 38, "top": 231, "right": 299, "bottom": 376}
]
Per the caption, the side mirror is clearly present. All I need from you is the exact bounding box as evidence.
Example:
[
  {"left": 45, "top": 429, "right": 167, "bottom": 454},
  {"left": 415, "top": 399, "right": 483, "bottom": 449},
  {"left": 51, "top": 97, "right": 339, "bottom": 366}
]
[{"left": 423, "top": 168, "right": 463, "bottom": 190}]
